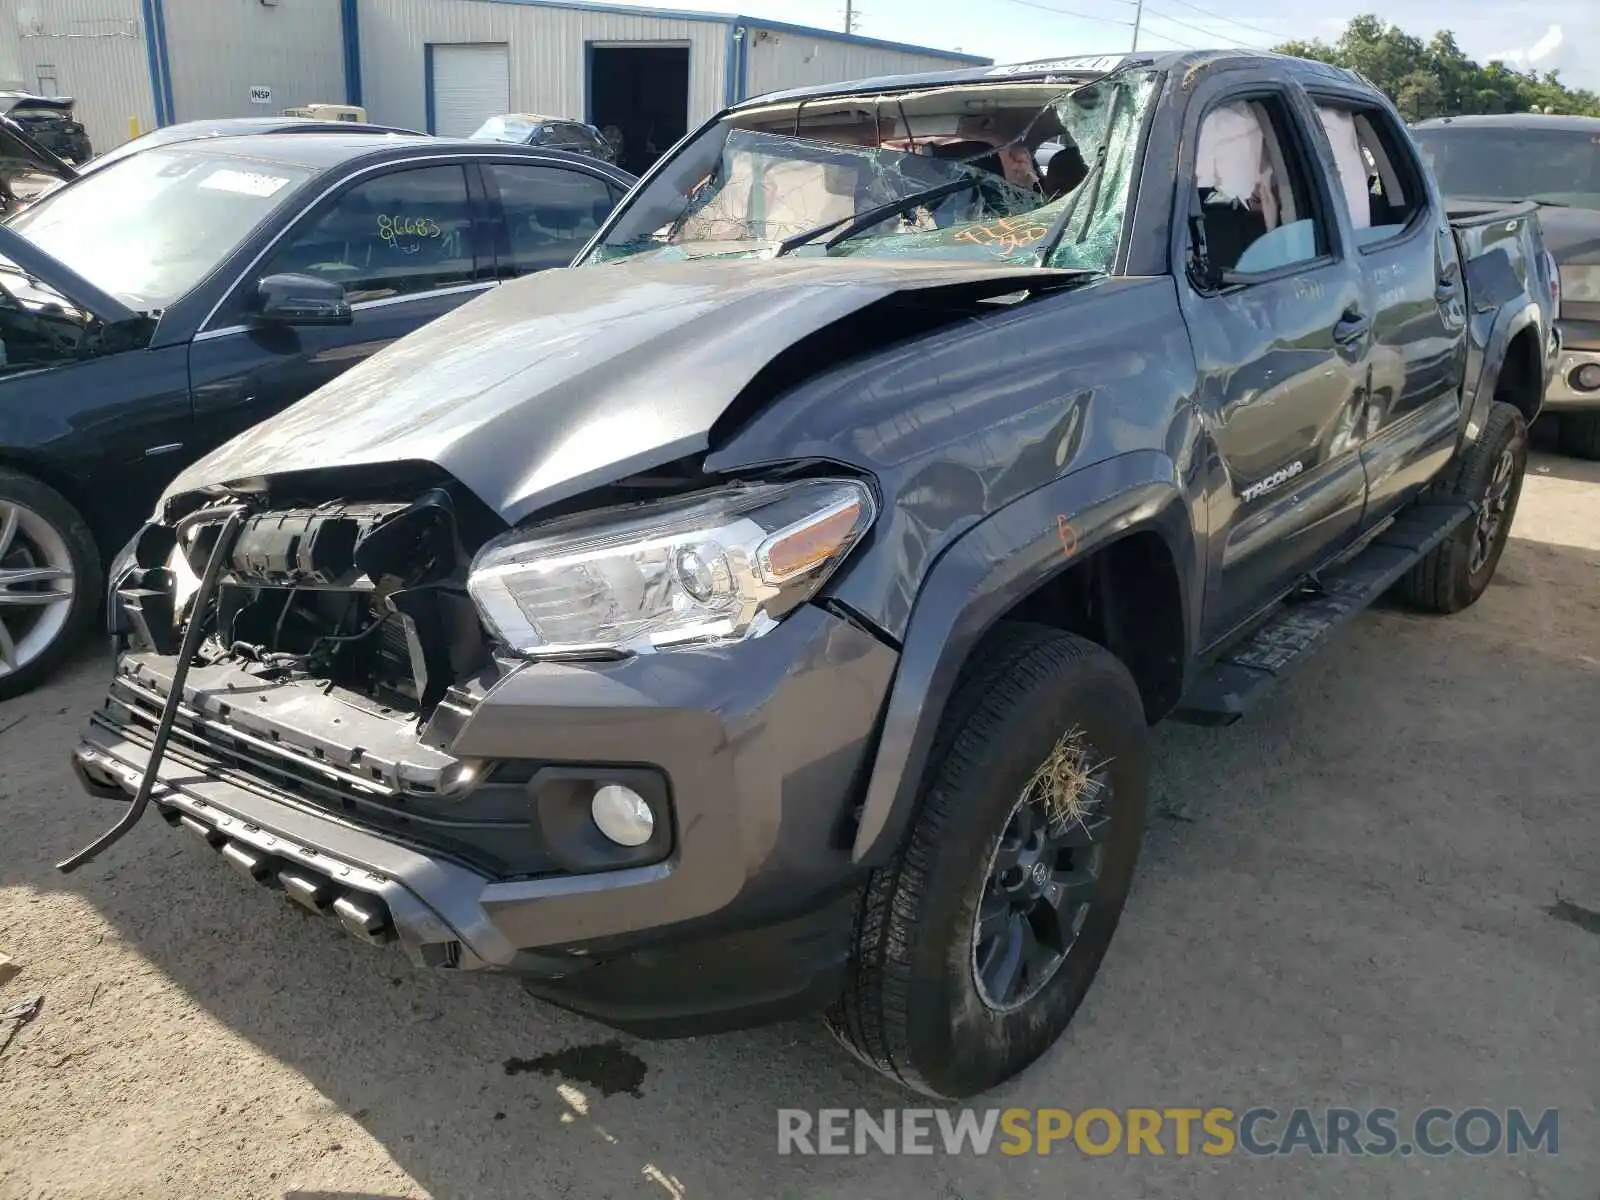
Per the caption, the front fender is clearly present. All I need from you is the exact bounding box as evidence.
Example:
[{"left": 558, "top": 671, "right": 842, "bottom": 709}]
[{"left": 849, "top": 450, "right": 1195, "bottom": 865}]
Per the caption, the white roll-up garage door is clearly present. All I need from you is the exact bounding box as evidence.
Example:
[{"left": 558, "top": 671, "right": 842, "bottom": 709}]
[{"left": 430, "top": 43, "right": 511, "bottom": 137}]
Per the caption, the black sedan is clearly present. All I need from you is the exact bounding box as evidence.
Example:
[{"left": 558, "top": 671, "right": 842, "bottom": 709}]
[{"left": 0, "top": 133, "right": 635, "bottom": 697}]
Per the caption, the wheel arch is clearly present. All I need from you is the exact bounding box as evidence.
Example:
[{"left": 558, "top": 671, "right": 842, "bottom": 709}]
[
  {"left": 849, "top": 450, "right": 1198, "bottom": 866},
  {"left": 0, "top": 452, "right": 100, "bottom": 546},
  {"left": 1464, "top": 300, "right": 1546, "bottom": 444}
]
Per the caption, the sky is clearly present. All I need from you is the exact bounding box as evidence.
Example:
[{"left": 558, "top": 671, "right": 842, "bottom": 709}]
[{"left": 622, "top": 0, "right": 1600, "bottom": 91}]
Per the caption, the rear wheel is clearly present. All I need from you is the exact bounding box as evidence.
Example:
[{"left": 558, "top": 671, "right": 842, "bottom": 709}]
[
  {"left": 827, "top": 624, "right": 1149, "bottom": 1099},
  {"left": 0, "top": 470, "right": 100, "bottom": 700},
  {"left": 1394, "top": 400, "right": 1527, "bottom": 614},
  {"left": 1556, "top": 411, "right": 1600, "bottom": 461}
]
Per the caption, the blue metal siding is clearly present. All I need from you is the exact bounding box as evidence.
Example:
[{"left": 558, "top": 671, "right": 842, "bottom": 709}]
[
  {"left": 342, "top": 0, "right": 363, "bottom": 106},
  {"left": 150, "top": 0, "right": 176, "bottom": 123},
  {"left": 138, "top": 0, "right": 168, "bottom": 125},
  {"left": 423, "top": 43, "right": 436, "bottom": 134}
]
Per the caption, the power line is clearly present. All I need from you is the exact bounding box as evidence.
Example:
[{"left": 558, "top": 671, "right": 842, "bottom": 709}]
[
  {"left": 1139, "top": 5, "right": 1266, "bottom": 47},
  {"left": 1142, "top": 0, "right": 1282, "bottom": 43},
  {"left": 998, "top": 0, "right": 1248, "bottom": 52},
  {"left": 1136, "top": 26, "right": 1203, "bottom": 50},
  {"left": 1003, "top": 0, "right": 1133, "bottom": 27}
]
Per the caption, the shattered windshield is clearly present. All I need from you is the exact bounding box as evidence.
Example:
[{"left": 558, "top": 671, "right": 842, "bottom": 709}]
[{"left": 583, "top": 69, "right": 1159, "bottom": 271}]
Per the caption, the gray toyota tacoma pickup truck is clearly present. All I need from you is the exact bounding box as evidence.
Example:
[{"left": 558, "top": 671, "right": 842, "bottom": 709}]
[{"left": 66, "top": 50, "right": 1555, "bottom": 1098}]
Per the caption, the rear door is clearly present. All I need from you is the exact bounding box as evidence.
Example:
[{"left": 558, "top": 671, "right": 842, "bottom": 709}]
[
  {"left": 1308, "top": 92, "right": 1468, "bottom": 522},
  {"left": 480, "top": 158, "right": 626, "bottom": 277},
  {"left": 186, "top": 158, "right": 496, "bottom": 452},
  {"left": 1175, "top": 72, "right": 1373, "bottom": 648}
]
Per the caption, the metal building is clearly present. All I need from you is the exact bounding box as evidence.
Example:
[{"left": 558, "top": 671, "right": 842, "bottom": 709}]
[{"left": 0, "top": 0, "right": 988, "bottom": 169}]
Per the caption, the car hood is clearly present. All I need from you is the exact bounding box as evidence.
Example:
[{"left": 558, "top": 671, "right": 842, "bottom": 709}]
[{"left": 164, "top": 256, "right": 1082, "bottom": 525}]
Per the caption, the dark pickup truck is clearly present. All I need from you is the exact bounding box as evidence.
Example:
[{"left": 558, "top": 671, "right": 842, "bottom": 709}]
[
  {"left": 67, "top": 50, "right": 1554, "bottom": 1099},
  {"left": 1412, "top": 113, "right": 1600, "bottom": 458}
]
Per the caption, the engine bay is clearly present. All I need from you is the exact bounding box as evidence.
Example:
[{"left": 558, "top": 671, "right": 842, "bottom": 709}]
[{"left": 117, "top": 488, "right": 495, "bottom": 719}]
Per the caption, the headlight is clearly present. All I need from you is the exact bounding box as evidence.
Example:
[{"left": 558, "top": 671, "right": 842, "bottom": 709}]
[
  {"left": 467, "top": 478, "right": 876, "bottom": 657},
  {"left": 1558, "top": 264, "right": 1600, "bottom": 304}
]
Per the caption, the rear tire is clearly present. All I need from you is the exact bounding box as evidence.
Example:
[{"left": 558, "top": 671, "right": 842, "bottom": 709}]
[
  {"left": 1556, "top": 411, "right": 1600, "bottom": 461},
  {"left": 1394, "top": 400, "right": 1527, "bottom": 614},
  {"left": 0, "top": 469, "right": 101, "bottom": 700},
  {"left": 827, "top": 624, "right": 1149, "bottom": 1099}
]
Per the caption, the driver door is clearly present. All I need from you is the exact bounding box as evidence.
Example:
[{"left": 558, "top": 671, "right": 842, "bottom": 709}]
[{"left": 186, "top": 160, "right": 495, "bottom": 454}]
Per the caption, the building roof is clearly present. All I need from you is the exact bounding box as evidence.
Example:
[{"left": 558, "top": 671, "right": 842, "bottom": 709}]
[{"left": 468, "top": 0, "right": 989, "bottom": 65}]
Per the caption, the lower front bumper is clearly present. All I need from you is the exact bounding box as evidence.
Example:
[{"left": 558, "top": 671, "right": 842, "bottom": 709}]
[
  {"left": 72, "top": 732, "right": 862, "bottom": 1033},
  {"left": 71, "top": 602, "right": 896, "bottom": 1034}
]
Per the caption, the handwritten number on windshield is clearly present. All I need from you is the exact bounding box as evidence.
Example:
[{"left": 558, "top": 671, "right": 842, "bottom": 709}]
[{"left": 954, "top": 214, "right": 1050, "bottom": 257}]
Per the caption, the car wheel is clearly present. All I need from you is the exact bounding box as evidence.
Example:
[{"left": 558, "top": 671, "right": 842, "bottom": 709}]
[
  {"left": 0, "top": 469, "right": 101, "bottom": 700},
  {"left": 827, "top": 623, "right": 1149, "bottom": 1099},
  {"left": 1394, "top": 399, "right": 1528, "bottom": 615},
  {"left": 1556, "top": 411, "right": 1600, "bottom": 461}
]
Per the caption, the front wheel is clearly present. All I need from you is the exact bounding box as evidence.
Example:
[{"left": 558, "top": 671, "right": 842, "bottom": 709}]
[
  {"left": 827, "top": 624, "right": 1149, "bottom": 1099},
  {"left": 0, "top": 469, "right": 101, "bottom": 700}
]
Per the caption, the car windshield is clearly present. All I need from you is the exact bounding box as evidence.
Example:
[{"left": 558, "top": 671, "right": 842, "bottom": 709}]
[
  {"left": 5, "top": 145, "right": 315, "bottom": 310},
  {"left": 1413, "top": 126, "right": 1600, "bottom": 211},
  {"left": 583, "top": 69, "right": 1158, "bottom": 270},
  {"left": 471, "top": 116, "right": 538, "bottom": 144}
]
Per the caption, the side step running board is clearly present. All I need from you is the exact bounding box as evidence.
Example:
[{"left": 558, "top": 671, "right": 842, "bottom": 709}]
[{"left": 1173, "top": 499, "right": 1473, "bottom": 725}]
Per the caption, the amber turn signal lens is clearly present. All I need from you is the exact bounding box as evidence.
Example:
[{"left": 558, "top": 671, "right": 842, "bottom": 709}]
[{"left": 758, "top": 498, "right": 867, "bottom": 583}]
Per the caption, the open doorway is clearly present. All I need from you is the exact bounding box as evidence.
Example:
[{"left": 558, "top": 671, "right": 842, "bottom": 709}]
[{"left": 588, "top": 45, "right": 689, "bottom": 176}]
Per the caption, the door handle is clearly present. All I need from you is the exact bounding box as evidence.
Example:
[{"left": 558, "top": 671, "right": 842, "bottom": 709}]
[{"left": 1332, "top": 308, "right": 1370, "bottom": 345}]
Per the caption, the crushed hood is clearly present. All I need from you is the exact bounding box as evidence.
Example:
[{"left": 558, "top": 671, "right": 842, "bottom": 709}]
[{"left": 163, "top": 257, "right": 1079, "bottom": 525}]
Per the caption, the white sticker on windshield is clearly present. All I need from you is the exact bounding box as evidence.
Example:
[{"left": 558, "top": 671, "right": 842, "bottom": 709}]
[{"left": 198, "top": 168, "right": 292, "bottom": 198}]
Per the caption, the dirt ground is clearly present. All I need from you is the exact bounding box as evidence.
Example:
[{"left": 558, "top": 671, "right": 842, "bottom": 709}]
[{"left": 2, "top": 444, "right": 1597, "bottom": 1200}]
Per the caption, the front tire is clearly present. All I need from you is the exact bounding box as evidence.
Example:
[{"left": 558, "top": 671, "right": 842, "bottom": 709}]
[
  {"left": 0, "top": 469, "right": 101, "bottom": 700},
  {"left": 828, "top": 624, "right": 1149, "bottom": 1099},
  {"left": 1394, "top": 400, "right": 1527, "bottom": 615}
]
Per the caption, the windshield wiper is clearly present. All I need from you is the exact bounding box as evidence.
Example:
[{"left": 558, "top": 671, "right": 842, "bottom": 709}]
[
  {"left": 771, "top": 176, "right": 984, "bottom": 258},
  {"left": 1033, "top": 82, "right": 1127, "bottom": 268}
]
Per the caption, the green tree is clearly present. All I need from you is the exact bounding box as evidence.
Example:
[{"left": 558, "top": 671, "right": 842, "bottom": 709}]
[
  {"left": 1274, "top": 15, "right": 1600, "bottom": 118},
  {"left": 1395, "top": 70, "right": 1444, "bottom": 121}
]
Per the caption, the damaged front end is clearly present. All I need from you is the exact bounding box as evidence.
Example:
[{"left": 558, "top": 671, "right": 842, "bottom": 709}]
[
  {"left": 66, "top": 481, "right": 516, "bottom": 914},
  {"left": 69, "top": 463, "right": 885, "bottom": 975},
  {"left": 122, "top": 487, "right": 492, "bottom": 716}
]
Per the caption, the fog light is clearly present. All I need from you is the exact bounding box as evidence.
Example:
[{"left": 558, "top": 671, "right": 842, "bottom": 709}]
[
  {"left": 1573, "top": 363, "right": 1600, "bottom": 392},
  {"left": 591, "top": 784, "right": 655, "bottom": 847}
]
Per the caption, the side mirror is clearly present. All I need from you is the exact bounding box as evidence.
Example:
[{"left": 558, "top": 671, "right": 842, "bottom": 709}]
[{"left": 254, "top": 272, "right": 352, "bottom": 327}]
